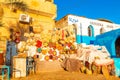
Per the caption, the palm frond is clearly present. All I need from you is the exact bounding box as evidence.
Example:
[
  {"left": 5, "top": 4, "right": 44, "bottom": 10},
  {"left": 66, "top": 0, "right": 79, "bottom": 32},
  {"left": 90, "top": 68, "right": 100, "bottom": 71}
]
[
  {"left": 12, "top": 1, "right": 28, "bottom": 11},
  {"left": 7, "top": 0, "right": 28, "bottom": 11}
]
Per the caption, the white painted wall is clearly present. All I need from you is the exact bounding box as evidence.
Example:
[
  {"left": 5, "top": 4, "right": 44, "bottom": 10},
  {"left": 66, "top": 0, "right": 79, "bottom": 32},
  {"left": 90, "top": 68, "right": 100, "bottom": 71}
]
[{"left": 67, "top": 15, "right": 120, "bottom": 36}]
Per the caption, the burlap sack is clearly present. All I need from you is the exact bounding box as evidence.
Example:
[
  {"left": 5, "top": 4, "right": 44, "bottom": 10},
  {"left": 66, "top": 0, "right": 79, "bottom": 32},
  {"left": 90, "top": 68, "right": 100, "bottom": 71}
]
[{"left": 61, "top": 58, "right": 83, "bottom": 72}]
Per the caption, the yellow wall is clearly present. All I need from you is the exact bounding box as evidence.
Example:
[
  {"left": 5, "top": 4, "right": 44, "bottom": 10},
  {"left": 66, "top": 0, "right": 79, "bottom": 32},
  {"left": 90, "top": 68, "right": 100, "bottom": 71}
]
[
  {"left": 26, "top": 0, "right": 56, "bottom": 15},
  {"left": 0, "top": 0, "right": 56, "bottom": 19},
  {"left": 0, "top": 0, "right": 56, "bottom": 39},
  {"left": 55, "top": 15, "right": 68, "bottom": 28}
]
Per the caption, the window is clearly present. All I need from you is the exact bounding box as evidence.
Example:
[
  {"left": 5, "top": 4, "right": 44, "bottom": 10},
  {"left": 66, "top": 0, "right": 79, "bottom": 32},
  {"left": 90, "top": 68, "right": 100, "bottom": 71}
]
[
  {"left": 46, "top": 0, "right": 53, "bottom": 2},
  {"left": 88, "top": 27, "right": 92, "bottom": 36},
  {"left": 100, "top": 27, "right": 105, "bottom": 34},
  {"left": 72, "top": 24, "right": 77, "bottom": 35},
  {"left": 88, "top": 25, "right": 94, "bottom": 37}
]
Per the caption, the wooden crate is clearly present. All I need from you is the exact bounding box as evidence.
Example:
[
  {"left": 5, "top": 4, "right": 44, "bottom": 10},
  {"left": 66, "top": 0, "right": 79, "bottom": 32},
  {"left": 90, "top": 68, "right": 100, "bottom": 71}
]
[
  {"left": 35, "top": 60, "right": 63, "bottom": 73},
  {"left": 12, "top": 57, "right": 26, "bottom": 78}
]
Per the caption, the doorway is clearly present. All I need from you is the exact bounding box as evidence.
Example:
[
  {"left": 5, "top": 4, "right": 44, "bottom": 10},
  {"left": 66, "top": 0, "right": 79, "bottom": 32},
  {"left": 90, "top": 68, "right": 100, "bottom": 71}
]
[{"left": 115, "top": 37, "right": 120, "bottom": 57}]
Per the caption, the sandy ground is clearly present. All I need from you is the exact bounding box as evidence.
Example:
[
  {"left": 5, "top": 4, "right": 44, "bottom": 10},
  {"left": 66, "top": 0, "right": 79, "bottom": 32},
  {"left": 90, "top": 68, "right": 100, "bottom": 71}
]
[{"left": 10, "top": 71, "right": 120, "bottom": 80}]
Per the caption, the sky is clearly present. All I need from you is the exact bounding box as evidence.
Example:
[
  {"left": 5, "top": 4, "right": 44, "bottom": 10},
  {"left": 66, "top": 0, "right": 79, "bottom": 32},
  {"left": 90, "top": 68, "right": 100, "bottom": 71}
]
[{"left": 54, "top": 0, "right": 120, "bottom": 24}]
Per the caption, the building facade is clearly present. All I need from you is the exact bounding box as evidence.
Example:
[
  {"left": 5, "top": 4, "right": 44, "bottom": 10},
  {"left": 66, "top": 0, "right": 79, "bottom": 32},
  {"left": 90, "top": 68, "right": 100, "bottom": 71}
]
[
  {"left": 56, "top": 14, "right": 120, "bottom": 57},
  {"left": 56, "top": 14, "right": 120, "bottom": 44}
]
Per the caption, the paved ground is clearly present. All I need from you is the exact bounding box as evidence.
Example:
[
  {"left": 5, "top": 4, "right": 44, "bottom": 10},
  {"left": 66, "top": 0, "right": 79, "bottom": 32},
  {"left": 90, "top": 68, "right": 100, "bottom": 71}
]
[{"left": 10, "top": 71, "right": 120, "bottom": 80}]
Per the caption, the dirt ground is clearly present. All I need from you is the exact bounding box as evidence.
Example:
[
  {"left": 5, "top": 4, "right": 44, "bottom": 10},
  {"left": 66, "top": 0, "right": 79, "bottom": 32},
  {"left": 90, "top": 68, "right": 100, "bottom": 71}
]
[{"left": 10, "top": 71, "right": 120, "bottom": 80}]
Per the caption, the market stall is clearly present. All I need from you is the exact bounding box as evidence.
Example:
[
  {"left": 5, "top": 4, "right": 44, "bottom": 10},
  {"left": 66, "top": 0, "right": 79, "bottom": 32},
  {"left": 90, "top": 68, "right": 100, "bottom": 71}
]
[{"left": 11, "top": 31, "right": 77, "bottom": 77}]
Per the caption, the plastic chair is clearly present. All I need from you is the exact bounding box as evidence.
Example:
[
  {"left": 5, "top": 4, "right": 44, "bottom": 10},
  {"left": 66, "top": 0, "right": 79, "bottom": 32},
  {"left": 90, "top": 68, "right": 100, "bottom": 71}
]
[{"left": 0, "top": 65, "right": 10, "bottom": 80}]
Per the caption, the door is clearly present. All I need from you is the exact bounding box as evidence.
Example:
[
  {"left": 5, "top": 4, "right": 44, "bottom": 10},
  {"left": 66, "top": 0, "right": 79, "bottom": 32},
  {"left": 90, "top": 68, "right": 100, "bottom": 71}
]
[{"left": 115, "top": 37, "right": 120, "bottom": 57}]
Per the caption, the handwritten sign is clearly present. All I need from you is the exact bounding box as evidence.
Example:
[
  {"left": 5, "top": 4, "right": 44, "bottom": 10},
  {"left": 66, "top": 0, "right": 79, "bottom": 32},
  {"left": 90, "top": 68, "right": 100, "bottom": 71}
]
[{"left": 68, "top": 17, "right": 79, "bottom": 23}]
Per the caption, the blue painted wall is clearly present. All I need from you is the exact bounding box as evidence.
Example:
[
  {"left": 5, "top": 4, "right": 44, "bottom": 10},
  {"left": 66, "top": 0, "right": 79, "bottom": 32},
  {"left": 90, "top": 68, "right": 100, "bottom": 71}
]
[
  {"left": 76, "top": 25, "right": 95, "bottom": 44},
  {"left": 76, "top": 35, "right": 95, "bottom": 45},
  {"left": 95, "top": 28, "right": 120, "bottom": 57}
]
